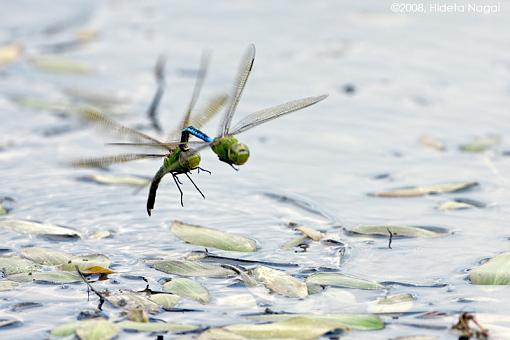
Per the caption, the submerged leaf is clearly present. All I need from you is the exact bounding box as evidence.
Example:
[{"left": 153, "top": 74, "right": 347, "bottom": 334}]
[
  {"left": 0, "top": 44, "right": 22, "bottom": 67},
  {"left": 19, "top": 247, "right": 72, "bottom": 265},
  {"left": 0, "top": 280, "right": 18, "bottom": 291},
  {"left": 469, "top": 252, "right": 510, "bottom": 285},
  {"left": 0, "top": 219, "right": 82, "bottom": 238},
  {"left": 460, "top": 134, "right": 501, "bottom": 153},
  {"left": 367, "top": 293, "right": 415, "bottom": 313},
  {"left": 0, "top": 256, "right": 40, "bottom": 275},
  {"left": 163, "top": 278, "right": 210, "bottom": 304},
  {"left": 8, "top": 271, "right": 81, "bottom": 284},
  {"left": 347, "top": 225, "right": 448, "bottom": 238},
  {"left": 146, "top": 259, "right": 236, "bottom": 278},
  {"left": 171, "top": 221, "right": 257, "bottom": 252},
  {"left": 306, "top": 272, "right": 384, "bottom": 290},
  {"left": 148, "top": 293, "right": 180, "bottom": 308},
  {"left": 244, "top": 313, "right": 385, "bottom": 331},
  {"left": 250, "top": 266, "right": 308, "bottom": 298},
  {"left": 370, "top": 182, "right": 478, "bottom": 198},
  {"left": 29, "top": 55, "right": 94, "bottom": 74},
  {"left": 105, "top": 290, "right": 161, "bottom": 313},
  {"left": 60, "top": 254, "right": 111, "bottom": 272},
  {"left": 78, "top": 174, "right": 150, "bottom": 187},
  {"left": 118, "top": 320, "right": 198, "bottom": 332}
]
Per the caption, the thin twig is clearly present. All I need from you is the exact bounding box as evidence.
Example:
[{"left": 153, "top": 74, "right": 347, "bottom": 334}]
[
  {"left": 75, "top": 265, "right": 105, "bottom": 310},
  {"left": 387, "top": 228, "right": 393, "bottom": 249}
]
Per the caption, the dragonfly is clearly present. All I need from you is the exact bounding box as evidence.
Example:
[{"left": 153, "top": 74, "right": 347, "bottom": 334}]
[
  {"left": 72, "top": 52, "right": 227, "bottom": 216},
  {"left": 184, "top": 44, "right": 328, "bottom": 169}
]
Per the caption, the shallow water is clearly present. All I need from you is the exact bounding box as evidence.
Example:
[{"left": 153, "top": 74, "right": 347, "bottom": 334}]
[{"left": 1, "top": 0, "right": 510, "bottom": 339}]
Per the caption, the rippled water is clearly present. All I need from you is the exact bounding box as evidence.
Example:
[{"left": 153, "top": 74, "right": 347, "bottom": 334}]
[{"left": 1, "top": 0, "right": 510, "bottom": 339}]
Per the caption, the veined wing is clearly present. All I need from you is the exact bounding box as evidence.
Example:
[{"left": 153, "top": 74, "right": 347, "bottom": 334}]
[
  {"left": 147, "top": 54, "right": 166, "bottom": 133},
  {"left": 79, "top": 108, "right": 170, "bottom": 150},
  {"left": 228, "top": 94, "right": 328, "bottom": 136},
  {"left": 105, "top": 140, "right": 208, "bottom": 148},
  {"left": 180, "top": 50, "right": 211, "bottom": 134},
  {"left": 167, "top": 94, "right": 228, "bottom": 141},
  {"left": 71, "top": 153, "right": 166, "bottom": 168},
  {"left": 218, "top": 44, "right": 255, "bottom": 137}
]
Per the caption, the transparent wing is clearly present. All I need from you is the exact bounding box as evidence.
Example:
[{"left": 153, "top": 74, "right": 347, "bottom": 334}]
[
  {"left": 228, "top": 94, "right": 328, "bottom": 136},
  {"left": 180, "top": 50, "right": 211, "bottom": 134},
  {"left": 167, "top": 94, "right": 228, "bottom": 141},
  {"left": 218, "top": 44, "right": 255, "bottom": 137},
  {"left": 78, "top": 108, "right": 170, "bottom": 150},
  {"left": 105, "top": 140, "right": 208, "bottom": 149},
  {"left": 147, "top": 54, "right": 166, "bottom": 133},
  {"left": 71, "top": 153, "right": 165, "bottom": 168}
]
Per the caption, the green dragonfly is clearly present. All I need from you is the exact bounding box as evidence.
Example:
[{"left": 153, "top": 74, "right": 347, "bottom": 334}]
[
  {"left": 72, "top": 52, "right": 226, "bottom": 216},
  {"left": 183, "top": 44, "right": 328, "bottom": 169}
]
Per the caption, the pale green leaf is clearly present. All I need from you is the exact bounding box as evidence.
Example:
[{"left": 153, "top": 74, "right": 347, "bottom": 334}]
[
  {"left": 146, "top": 259, "right": 236, "bottom": 278},
  {"left": 163, "top": 278, "right": 210, "bottom": 304},
  {"left": 149, "top": 293, "right": 180, "bottom": 308},
  {"left": 118, "top": 320, "right": 198, "bottom": 332},
  {"left": 8, "top": 271, "right": 81, "bottom": 284},
  {"left": 59, "top": 254, "right": 111, "bottom": 272},
  {"left": 250, "top": 266, "right": 308, "bottom": 298},
  {"left": 19, "top": 247, "right": 72, "bottom": 266},
  {"left": 306, "top": 272, "right": 384, "bottom": 290},
  {"left": 0, "top": 219, "right": 82, "bottom": 238},
  {"left": 171, "top": 221, "right": 257, "bottom": 252},
  {"left": 367, "top": 293, "right": 414, "bottom": 313},
  {"left": 0, "top": 256, "right": 40, "bottom": 275},
  {"left": 347, "top": 225, "right": 448, "bottom": 238},
  {"left": 470, "top": 252, "right": 510, "bottom": 285},
  {"left": 0, "top": 280, "right": 18, "bottom": 291},
  {"left": 370, "top": 182, "right": 478, "bottom": 197},
  {"left": 29, "top": 55, "right": 94, "bottom": 74},
  {"left": 75, "top": 319, "right": 120, "bottom": 340}
]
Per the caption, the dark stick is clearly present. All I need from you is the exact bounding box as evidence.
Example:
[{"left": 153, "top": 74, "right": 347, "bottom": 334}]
[
  {"left": 75, "top": 266, "right": 105, "bottom": 310},
  {"left": 387, "top": 228, "right": 393, "bottom": 249}
]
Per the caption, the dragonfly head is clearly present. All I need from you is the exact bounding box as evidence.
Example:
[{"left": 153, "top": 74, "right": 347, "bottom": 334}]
[
  {"left": 180, "top": 149, "right": 201, "bottom": 170},
  {"left": 228, "top": 143, "right": 250, "bottom": 165}
]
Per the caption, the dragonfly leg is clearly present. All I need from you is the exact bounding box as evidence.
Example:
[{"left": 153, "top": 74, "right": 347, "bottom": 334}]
[
  {"left": 185, "top": 172, "right": 205, "bottom": 199},
  {"left": 228, "top": 163, "right": 239, "bottom": 171},
  {"left": 174, "top": 175, "right": 183, "bottom": 185},
  {"left": 172, "top": 174, "right": 184, "bottom": 207},
  {"left": 198, "top": 167, "right": 211, "bottom": 175}
]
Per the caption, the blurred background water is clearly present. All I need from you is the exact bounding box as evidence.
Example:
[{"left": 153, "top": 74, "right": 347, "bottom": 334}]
[{"left": 1, "top": 0, "right": 510, "bottom": 339}]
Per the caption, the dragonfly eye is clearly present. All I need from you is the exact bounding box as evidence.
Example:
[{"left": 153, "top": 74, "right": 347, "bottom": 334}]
[{"left": 228, "top": 143, "right": 250, "bottom": 165}]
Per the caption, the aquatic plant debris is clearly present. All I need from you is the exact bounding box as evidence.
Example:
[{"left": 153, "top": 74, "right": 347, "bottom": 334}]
[
  {"left": 469, "top": 252, "right": 510, "bottom": 285},
  {"left": 452, "top": 312, "right": 489, "bottom": 339},
  {"left": 460, "top": 134, "right": 501, "bottom": 153},
  {"left": 367, "top": 293, "right": 415, "bottom": 314},
  {"left": 305, "top": 272, "right": 384, "bottom": 290},
  {"left": 370, "top": 182, "right": 478, "bottom": 198},
  {"left": 146, "top": 258, "right": 237, "bottom": 277},
  {"left": 171, "top": 220, "right": 257, "bottom": 252},
  {"left": 29, "top": 55, "right": 94, "bottom": 74},
  {"left": 346, "top": 225, "right": 449, "bottom": 238},
  {"left": 437, "top": 198, "right": 486, "bottom": 211},
  {"left": 0, "top": 219, "right": 82, "bottom": 238},
  {"left": 249, "top": 266, "right": 308, "bottom": 298},
  {"left": 163, "top": 277, "right": 210, "bottom": 304}
]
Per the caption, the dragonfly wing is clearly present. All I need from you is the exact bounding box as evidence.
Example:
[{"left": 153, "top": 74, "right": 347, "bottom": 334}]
[
  {"left": 71, "top": 153, "right": 165, "bottom": 168},
  {"left": 179, "top": 51, "right": 211, "bottom": 137},
  {"left": 147, "top": 54, "right": 166, "bottom": 133},
  {"left": 106, "top": 141, "right": 208, "bottom": 149},
  {"left": 78, "top": 108, "right": 170, "bottom": 149},
  {"left": 218, "top": 44, "right": 255, "bottom": 137},
  {"left": 228, "top": 94, "right": 328, "bottom": 136}
]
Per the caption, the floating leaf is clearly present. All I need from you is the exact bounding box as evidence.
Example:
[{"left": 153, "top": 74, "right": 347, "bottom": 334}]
[
  {"left": 29, "top": 55, "right": 94, "bottom": 74},
  {"left": 104, "top": 290, "right": 161, "bottom": 313},
  {"left": 250, "top": 266, "right": 308, "bottom": 298},
  {"left": 78, "top": 174, "right": 150, "bottom": 187},
  {"left": 88, "top": 230, "right": 113, "bottom": 240},
  {"left": 370, "top": 182, "right": 478, "bottom": 198},
  {"left": 0, "top": 280, "right": 18, "bottom": 291},
  {"left": 118, "top": 320, "right": 198, "bottom": 332},
  {"left": 75, "top": 319, "right": 120, "bottom": 340},
  {"left": 281, "top": 235, "right": 310, "bottom": 250},
  {"left": 60, "top": 254, "right": 111, "bottom": 272},
  {"left": 51, "top": 321, "right": 81, "bottom": 337},
  {"left": 163, "top": 278, "right": 210, "bottom": 304},
  {"left": 171, "top": 221, "right": 257, "bottom": 252},
  {"left": 306, "top": 272, "right": 384, "bottom": 290},
  {"left": 294, "top": 225, "right": 324, "bottom": 241},
  {"left": 469, "top": 252, "right": 510, "bottom": 285},
  {"left": 0, "top": 256, "right": 40, "bottom": 275},
  {"left": 19, "top": 247, "right": 71, "bottom": 265},
  {"left": 244, "top": 313, "right": 385, "bottom": 331},
  {"left": 0, "top": 219, "right": 82, "bottom": 239},
  {"left": 8, "top": 271, "right": 81, "bottom": 284},
  {"left": 198, "top": 328, "right": 248, "bottom": 339},
  {"left": 148, "top": 293, "right": 180, "bottom": 308},
  {"left": 0, "top": 44, "right": 22, "bottom": 67},
  {"left": 367, "top": 293, "right": 414, "bottom": 313},
  {"left": 146, "top": 259, "right": 236, "bottom": 278},
  {"left": 460, "top": 134, "right": 501, "bottom": 153},
  {"left": 347, "top": 225, "right": 449, "bottom": 238},
  {"left": 437, "top": 198, "right": 486, "bottom": 211},
  {"left": 419, "top": 135, "right": 445, "bottom": 151}
]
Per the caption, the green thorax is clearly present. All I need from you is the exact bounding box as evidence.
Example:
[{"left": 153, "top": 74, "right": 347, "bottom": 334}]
[
  {"left": 211, "top": 136, "right": 239, "bottom": 163},
  {"left": 163, "top": 148, "right": 201, "bottom": 174}
]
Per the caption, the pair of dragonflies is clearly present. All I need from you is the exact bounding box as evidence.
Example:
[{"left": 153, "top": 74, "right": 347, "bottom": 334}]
[{"left": 73, "top": 44, "right": 327, "bottom": 216}]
